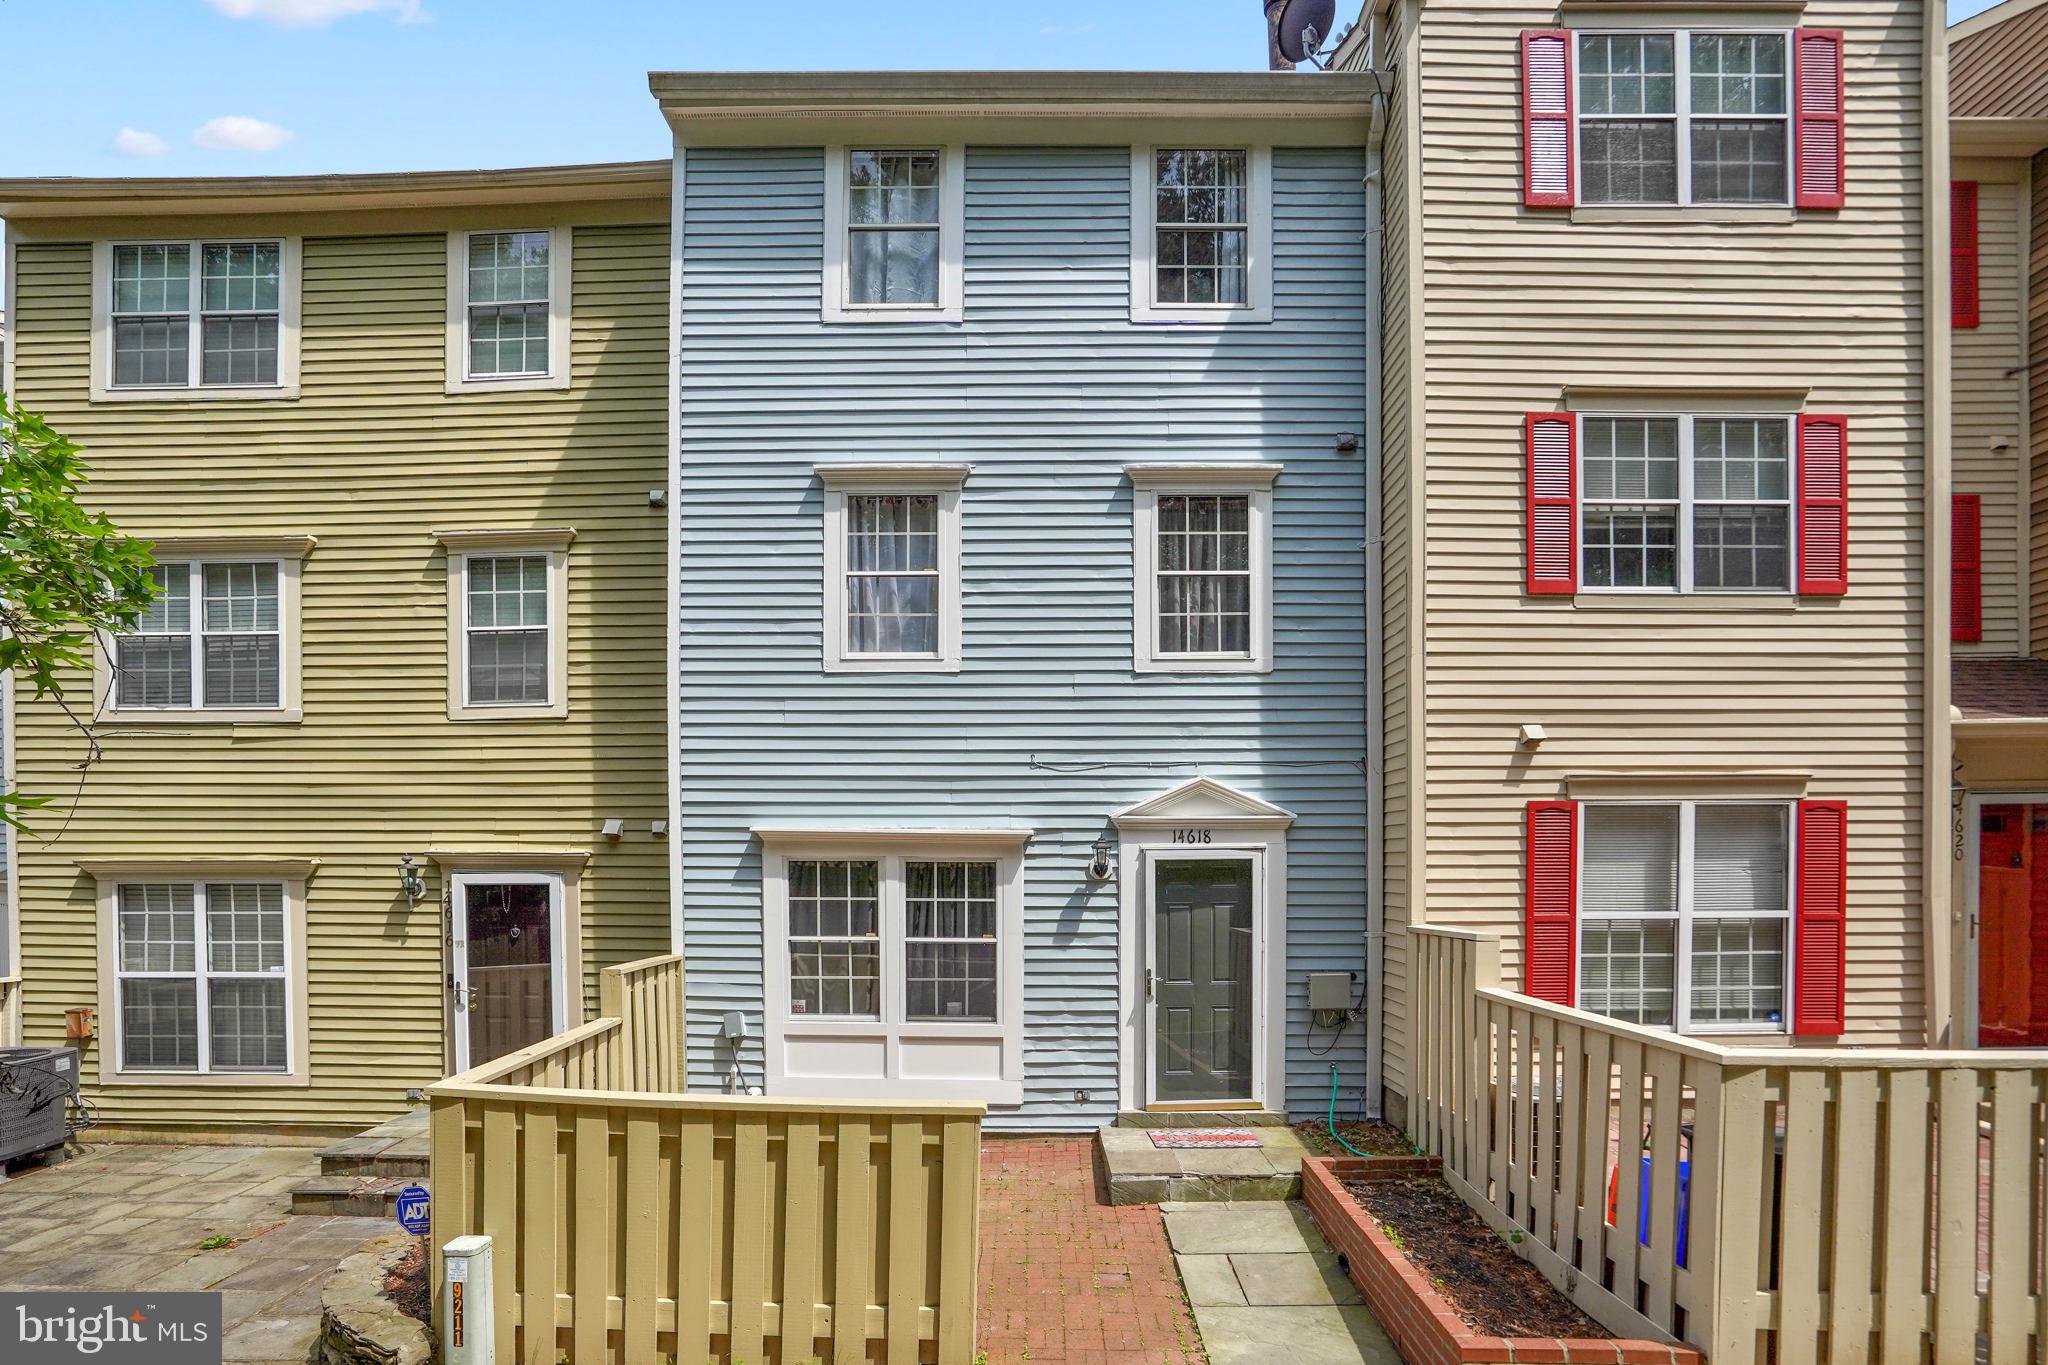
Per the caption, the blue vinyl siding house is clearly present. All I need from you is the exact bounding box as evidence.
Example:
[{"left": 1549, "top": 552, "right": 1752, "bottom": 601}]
[{"left": 657, "top": 73, "right": 1379, "bottom": 1129}]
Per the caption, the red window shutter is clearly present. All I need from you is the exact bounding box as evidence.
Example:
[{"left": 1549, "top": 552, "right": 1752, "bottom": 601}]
[
  {"left": 1796, "top": 414, "right": 1849, "bottom": 595},
  {"left": 1953, "top": 181, "right": 1981, "bottom": 328},
  {"left": 1526, "top": 412, "right": 1578, "bottom": 594},
  {"left": 1793, "top": 799, "right": 1848, "bottom": 1036},
  {"left": 1953, "top": 494, "right": 1983, "bottom": 642},
  {"left": 1521, "top": 31, "right": 1574, "bottom": 207},
  {"left": 1525, "top": 800, "right": 1578, "bottom": 1006},
  {"left": 1793, "top": 30, "right": 1846, "bottom": 210}
]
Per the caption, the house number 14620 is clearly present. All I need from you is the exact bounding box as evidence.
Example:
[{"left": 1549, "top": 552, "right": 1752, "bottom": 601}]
[{"left": 1172, "top": 828, "right": 1213, "bottom": 845}]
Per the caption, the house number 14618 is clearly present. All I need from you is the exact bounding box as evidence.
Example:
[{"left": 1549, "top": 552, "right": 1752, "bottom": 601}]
[{"left": 1171, "top": 828, "right": 1213, "bottom": 845}]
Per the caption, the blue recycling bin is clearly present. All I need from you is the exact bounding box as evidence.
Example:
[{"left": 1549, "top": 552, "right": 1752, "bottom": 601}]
[{"left": 1634, "top": 1155, "right": 1691, "bottom": 1268}]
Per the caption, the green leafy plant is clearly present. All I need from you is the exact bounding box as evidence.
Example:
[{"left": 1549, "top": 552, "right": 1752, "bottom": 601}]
[
  {"left": 196, "top": 1235, "right": 233, "bottom": 1250},
  {"left": 0, "top": 397, "right": 155, "bottom": 824}
]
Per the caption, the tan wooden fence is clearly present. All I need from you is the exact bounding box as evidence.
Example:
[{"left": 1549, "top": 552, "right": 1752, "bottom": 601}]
[
  {"left": 428, "top": 953, "right": 986, "bottom": 1365},
  {"left": 1410, "top": 925, "right": 2048, "bottom": 1365}
]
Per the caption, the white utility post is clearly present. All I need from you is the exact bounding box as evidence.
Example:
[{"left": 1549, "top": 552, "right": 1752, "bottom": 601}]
[{"left": 441, "top": 1234, "right": 494, "bottom": 1365}]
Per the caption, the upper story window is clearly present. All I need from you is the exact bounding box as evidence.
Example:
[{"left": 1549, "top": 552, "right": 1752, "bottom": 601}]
[
  {"left": 1582, "top": 414, "right": 1792, "bottom": 592},
  {"left": 99, "top": 537, "right": 312, "bottom": 723},
  {"left": 436, "top": 528, "right": 573, "bottom": 720},
  {"left": 1130, "top": 147, "right": 1273, "bottom": 324},
  {"left": 1577, "top": 31, "right": 1788, "bottom": 206},
  {"left": 445, "top": 228, "right": 571, "bottom": 393},
  {"left": 93, "top": 239, "right": 301, "bottom": 400},
  {"left": 823, "top": 146, "right": 965, "bottom": 323},
  {"left": 1579, "top": 801, "right": 1791, "bottom": 1033},
  {"left": 818, "top": 465, "right": 966, "bottom": 672},
  {"left": 1128, "top": 464, "right": 1279, "bottom": 673}
]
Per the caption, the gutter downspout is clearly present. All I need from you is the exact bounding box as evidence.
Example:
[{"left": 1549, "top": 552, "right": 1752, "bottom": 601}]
[
  {"left": 666, "top": 133, "right": 687, "bottom": 965},
  {"left": 1363, "top": 88, "right": 1388, "bottom": 1121},
  {"left": 1922, "top": 0, "right": 1954, "bottom": 1046}
]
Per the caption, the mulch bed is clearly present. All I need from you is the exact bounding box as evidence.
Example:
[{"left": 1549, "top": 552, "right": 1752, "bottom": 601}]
[
  {"left": 1342, "top": 1174, "right": 1610, "bottom": 1341},
  {"left": 384, "top": 1238, "right": 430, "bottom": 1325},
  {"left": 1293, "top": 1119, "right": 1415, "bottom": 1157}
]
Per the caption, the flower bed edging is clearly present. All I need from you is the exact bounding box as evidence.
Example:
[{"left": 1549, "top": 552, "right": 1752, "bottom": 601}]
[{"left": 1301, "top": 1156, "right": 1703, "bottom": 1365}]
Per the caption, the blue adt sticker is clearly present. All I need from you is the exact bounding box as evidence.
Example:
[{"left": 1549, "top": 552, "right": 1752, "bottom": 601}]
[{"left": 396, "top": 1184, "right": 431, "bottom": 1236}]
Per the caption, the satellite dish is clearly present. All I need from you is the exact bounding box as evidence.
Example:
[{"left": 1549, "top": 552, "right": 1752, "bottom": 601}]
[{"left": 1275, "top": 0, "right": 1337, "bottom": 64}]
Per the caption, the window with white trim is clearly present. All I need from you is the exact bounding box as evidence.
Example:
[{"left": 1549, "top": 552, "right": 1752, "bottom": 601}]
[
  {"left": 819, "top": 467, "right": 965, "bottom": 672},
  {"left": 1579, "top": 801, "right": 1791, "bottom": 1032},
  {"left": 783, "top": 857, "right": 999, "bottom": 1022},
  {"left": 1129, "top": 466, "right": 1277, "bottom": 673},
  {"left": 446, "top": 228, "right": 570, "bottom": 391},
  {"left": 106, "top": 239, "right": 288, "bottom": 390},
  {"left": 823, "top": 146, "right": 964, "bottom": 323},
  {"left": 1581, "top": 413, "right": 1793, "bottom": 592},
  {"left": 1130, "top": 147, "right": 1274, "bottom": 323},
  {"left": 439, "top": 530, "right": 571, "bottom": 720},
  {"left": 116, "top": 561, "right": 284, "bottom": 711},
  {"left": 116, "top": 881, "right": 290, "bottom": 1073},
  {"left": 1577, "top": 30, "right": 1791, "bottom": 206}
]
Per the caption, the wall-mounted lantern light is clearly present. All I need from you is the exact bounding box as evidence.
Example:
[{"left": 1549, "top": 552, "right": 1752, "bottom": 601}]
[
  {"left": 1087, "top": 837, "right": 1115, "bottom": 882},
  {"left": 399, "top": 854, "right": 426, "bottom": 905}
]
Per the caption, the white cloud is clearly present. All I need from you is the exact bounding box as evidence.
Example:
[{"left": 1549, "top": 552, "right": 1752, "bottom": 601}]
[
  {"left": 113, "top": 128, "right": 169, "bottom": 158},
  {"left": 203, "top": 0, "right": 425, "bottom": 26},
  {"left": 1039, "top": 21, "right": 1097, "bottom": 34},
  {"left": 193, "top": 116, "right": 296, "bottom": 153}
]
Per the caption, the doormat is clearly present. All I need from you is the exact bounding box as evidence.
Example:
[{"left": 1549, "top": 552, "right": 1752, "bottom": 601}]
[{"left": 1148, "top": 1128, "right": 1262, "bottom": 1148}]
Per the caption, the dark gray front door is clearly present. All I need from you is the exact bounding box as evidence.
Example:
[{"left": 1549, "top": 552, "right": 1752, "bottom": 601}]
[{"left": 1153, "top": 858, "right": 1255, "bottom": 1103}]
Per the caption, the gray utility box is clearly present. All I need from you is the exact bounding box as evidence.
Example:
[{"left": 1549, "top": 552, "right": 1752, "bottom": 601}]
[
  {"left": 1307, "top": 972, "right": 1356, "bottom": 1012},
  {"left": 0, "top": 1046, "right": 74, "bottom": 1164}
]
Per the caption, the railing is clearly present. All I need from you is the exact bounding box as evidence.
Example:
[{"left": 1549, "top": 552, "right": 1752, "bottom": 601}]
[
  {"left": 1411, "top": 926, "right": 2048, "bottom": 1365},
  {"left": 428, "top": 952, "right": 984, "bottom": 1365}
]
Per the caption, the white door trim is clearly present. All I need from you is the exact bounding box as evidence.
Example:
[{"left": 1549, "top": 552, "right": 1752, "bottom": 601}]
[{"left": 449, "top": 869, "right": 568, "bottom": 1074}]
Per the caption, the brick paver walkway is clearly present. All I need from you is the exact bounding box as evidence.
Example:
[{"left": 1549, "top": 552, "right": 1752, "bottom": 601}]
[{"left": 978, "top": 1136, "right": 1208, "bottom": 1365}]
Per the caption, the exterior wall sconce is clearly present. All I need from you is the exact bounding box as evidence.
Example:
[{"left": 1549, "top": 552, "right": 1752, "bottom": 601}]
[
  {"left": 1087, "top": 837, "right": 1115, "bottom": 881},
  {"left": 399, "top": 854, "right": 426, "bottom": 905}
]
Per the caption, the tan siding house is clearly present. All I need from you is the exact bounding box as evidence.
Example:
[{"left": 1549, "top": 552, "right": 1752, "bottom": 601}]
[
  {"left": 0, "top": 165, "right": 672, "bottom": 1128},
  {"left": 1357, "top": 0, "right": 1942, "bottom": 1119}
]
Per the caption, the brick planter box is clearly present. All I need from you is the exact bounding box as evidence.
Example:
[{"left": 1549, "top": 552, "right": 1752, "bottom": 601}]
[{"left": 1301, "top": 1157, "right": 1703, "bottom": 1365}]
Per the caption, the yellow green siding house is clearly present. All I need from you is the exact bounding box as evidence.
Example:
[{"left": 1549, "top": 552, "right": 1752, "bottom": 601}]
[{"left": 0, "top": 163, "right": 673, "bottom": 1131}]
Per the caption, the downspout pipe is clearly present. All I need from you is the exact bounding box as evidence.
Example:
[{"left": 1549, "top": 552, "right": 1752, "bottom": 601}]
[{"left": 1362, "top": 81, "right": 1388, "bottom": 1121}]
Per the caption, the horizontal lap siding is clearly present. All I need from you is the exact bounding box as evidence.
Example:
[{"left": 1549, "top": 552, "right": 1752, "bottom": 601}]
[
  {"left": 7, "top": 222, "right": 670, "bottom": 1124},
  {"left": 1955, "top": 176, "right": 2025, "bottom": 656},
  {"left": 1399, "top": 0, "right": 1928, "bottom": 1081},
  {"left": 678, "top": 146, "right": 1369, "bottom": 1127}
]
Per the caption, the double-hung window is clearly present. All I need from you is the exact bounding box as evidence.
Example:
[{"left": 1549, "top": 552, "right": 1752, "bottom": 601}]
[
  {"left": 1581, "top": 413, "right": 1793, "bottom": 593},
  {"left": 446, "top": 228, "right": 570, "bottom": 392},
  {"left": 763, "top": 833, "right": 1025, "bottom": 1103},
  {"left": 823, "top": 146, "right": 964, "bottom": 322},
  {"left": 818, "top": 465, "right": 965, "bottom": 672},
  {"left": 1129, "top": 464, "right": 1278, "bottom": 672},
  {"left": 116, "top": 561, "right": 285, "bottom": 712},
  {"left": 1131, "top": 146, "right": 1273, "bottom": 323},
  {"left": 1578, "top": 801, "right": 1792, "bottom": 1032},
  {"left": 1577, "top": 31, "right": 1790, "bottom": 206},
  {"left": 97, "top": 239, "right": 297, "bottom": 397},
  {"left": 438, "top": 530, "right": 572, "bottom": 720},
  {"left": 115, "top": 881, "right": 291, "bottom": 1074}
]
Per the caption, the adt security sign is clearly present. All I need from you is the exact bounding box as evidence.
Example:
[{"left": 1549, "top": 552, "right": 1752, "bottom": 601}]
[{"left": 396, "top": 1184, "right": 431, "bottom": 1236}]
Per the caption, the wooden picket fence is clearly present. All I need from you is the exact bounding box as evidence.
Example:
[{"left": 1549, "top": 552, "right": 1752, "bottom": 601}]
[
  {"left": 428, "top": 952, "right": 986, "bottom": 1365},
  {"left": 1410, "top": 925, "right": 2048, "bottom": 1365}
]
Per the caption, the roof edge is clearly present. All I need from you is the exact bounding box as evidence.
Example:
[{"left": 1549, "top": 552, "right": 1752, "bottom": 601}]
[
  {"left": 1951, "top": 0, "right": 2048, "bottom": 45},
  {"left": 648, "top": 69, "right": 1384, "bottom": 111}
]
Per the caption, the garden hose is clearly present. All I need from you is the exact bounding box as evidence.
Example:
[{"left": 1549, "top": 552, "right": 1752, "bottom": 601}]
[{"left": 1327, "top": 1063, "right": 1373, "bottom": 1158}]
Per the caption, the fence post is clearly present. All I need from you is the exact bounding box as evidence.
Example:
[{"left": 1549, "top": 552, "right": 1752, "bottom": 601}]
[{"left": 442, "top": 1234, "right": 495, "bottom": 1365}]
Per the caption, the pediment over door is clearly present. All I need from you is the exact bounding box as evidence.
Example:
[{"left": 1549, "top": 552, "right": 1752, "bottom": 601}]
[{"left": 1111, "top": 776, "right": 1296, "bottom": 830}]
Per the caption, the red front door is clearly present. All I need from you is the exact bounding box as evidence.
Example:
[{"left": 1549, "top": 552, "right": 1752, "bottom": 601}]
[{"left": 1978, "top": 803, "right": 2048, "bottom": 1046}]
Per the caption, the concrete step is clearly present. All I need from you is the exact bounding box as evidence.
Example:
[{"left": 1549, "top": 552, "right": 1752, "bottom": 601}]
[
  {"left": 1097, "top": 1124, "right": 1309, "bottom": 1205},
  {"left": 315, "top": 1109, "right": 429, "bottom": 1180},
  {"left": 1115, "top": 1109, "right": 1292, "bottom": 1129},
  {"left": 290, "top": 1173, "right": 414, "bottom": 1219}
]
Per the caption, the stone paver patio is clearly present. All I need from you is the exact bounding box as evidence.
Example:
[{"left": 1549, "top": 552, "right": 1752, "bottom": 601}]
[{"left": 0, "top": 1142, "right": 392, "bottom": 1364}]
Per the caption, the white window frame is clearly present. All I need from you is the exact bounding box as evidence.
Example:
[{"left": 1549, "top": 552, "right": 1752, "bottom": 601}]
[
  {"left": 95, "top": 536, "right": 313, "bottom": 724},
  {"left": 1572, "top": 28, "right": 1795, "bottom": 209},
  {"left": 435, "top": 528, "right": 573, "bottom": 721},
  {"left": 445, "top": 227, "right": 572, "bottom": 393},
  {"left": 1129, "top": 145, "right": 1274, "bottom": 325},
  {"left": 822, "top": 145, "right": 966, "bottom": 324},
  {"left": 1574, "top": 408, "right": 1798, "bottom": 596},
  {"left": 757, "top": 829, "right": 1028, "bottom": 1105},
  {"left": 1127, "top": 463, "right": 1279, "bottom": 673},
  {"left": 818, "top": 464, "right": 967, "bottom": 673},
  {"left": 1576, "top": 798, "right": 1795, "bottom": 1036},
  {"left": 89, "top": 238, "right": 302, "bottom": 402},
  {"left": 84, "top": 858, "right": 314, "bottom": 1088}
]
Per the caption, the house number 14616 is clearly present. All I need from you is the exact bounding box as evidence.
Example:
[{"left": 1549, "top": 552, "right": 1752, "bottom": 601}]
[{"left": 1171, "top": 828, "right": 1213, "bottom": 845}]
